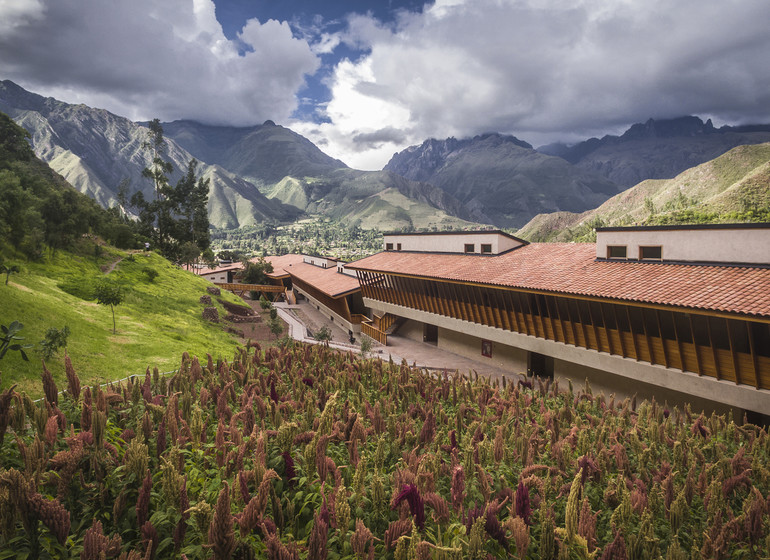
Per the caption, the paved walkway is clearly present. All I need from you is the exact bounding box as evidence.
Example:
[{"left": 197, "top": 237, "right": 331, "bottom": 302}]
[{"left": 274, "top": 300, "right": 524, "bottom": 383}]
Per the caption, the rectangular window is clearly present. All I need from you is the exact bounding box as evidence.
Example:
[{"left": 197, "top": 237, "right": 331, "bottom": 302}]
[
  {"left": 481, "top": 339, "right": 492, "bottom": 358},
  {"left": 397, "top": 243, "right": 402, "bottom": 251},
  {"left": 386, "top": 243, "right": 393, "bottom": 250},
  {"left": 607, "top": 245, "right": 627, "bottom": 259},
  {"left": 464, "top": 243, "right": 475, "bottom": 253},
  {"left": 639, "top": 246, "right": 662, "bottom": 260},
  {"left": 481, "top": 244, "right": 492, "bottom": 254}
]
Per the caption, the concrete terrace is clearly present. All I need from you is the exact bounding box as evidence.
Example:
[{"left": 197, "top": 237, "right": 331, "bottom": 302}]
[{"left": 275, "top": 298, "right": 525, "bottom": 383}]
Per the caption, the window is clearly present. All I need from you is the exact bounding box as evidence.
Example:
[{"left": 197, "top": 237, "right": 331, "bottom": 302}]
[
  {"left": 481, "top": 244, "right": 492, "bottom": 254},
  {"left": 481, "top": 339, "right": 492, "bottom": 358},
  {"left": 639, "top": 246, "right": 662, "bottom": 260},
  {"left": 464, "top": 243, "right": 475, "bottom": 253},
  {"left": 607, "top": 245, "right": 627, "bottom": 259},
  {"left": 397, "top": 243, "right": 402, "bottom": 251},
  {"left": 386, "top": 243, "right": 393, "bottom": 250}
]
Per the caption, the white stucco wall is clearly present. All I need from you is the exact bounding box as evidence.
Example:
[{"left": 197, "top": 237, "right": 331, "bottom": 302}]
[
  {"left": 596, "top": 227, "right": 770, "bottom": 264},
  {"left": 383, "top": 232, "right": 524, "bottom": 254}
]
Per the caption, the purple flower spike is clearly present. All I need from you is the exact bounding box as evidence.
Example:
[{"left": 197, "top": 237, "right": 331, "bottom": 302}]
[{"left": 391, "top": 484, "right": 426, "bottom": 530}]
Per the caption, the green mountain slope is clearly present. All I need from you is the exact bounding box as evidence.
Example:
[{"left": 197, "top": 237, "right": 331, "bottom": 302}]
[
  {"left": 0, "top": 248, "right": 245, "bottom": 396},
  {"left": 517, "top": 142, "right": 770, "bottom": 241}
]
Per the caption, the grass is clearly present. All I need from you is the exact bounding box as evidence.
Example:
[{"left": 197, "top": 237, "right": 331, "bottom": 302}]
[{"left": 0, "top": 242, "right": 249, "bottom": 397}]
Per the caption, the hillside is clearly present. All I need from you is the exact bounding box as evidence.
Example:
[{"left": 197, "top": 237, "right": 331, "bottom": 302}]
[
  {"left": 0, "top": 80, "right": 298, "bottom": 228},
  {"left": 266, "top": 168, "right": 477, "bottom": 230},
  {"left": 539, "top": 116, "right": 770, "bottom": 187},
  {"left": 384, "top": 133, "right": 619, "bottom": 228},
  {"left": 518, "top": 142, "right": 770, "bottom": 241},
  {"left": 0, "top": 247, "right": 247, "bottom": 396}
]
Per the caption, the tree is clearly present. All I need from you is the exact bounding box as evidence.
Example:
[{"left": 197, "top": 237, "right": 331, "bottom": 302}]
[
  {"left": 39, "top": 326, "right": 70, "bottom": 361},
  {"left": 129, "top": 122, "right": 210, "bottom": 262},
  {"left": 239, "top": 257, "right": 274, "bottom": 285},
  {"left": 0, "top": 261, "right": 19, "bottom": 285},
  {"left": 93, "top": 280, "right": 124, "bottom": 334},
  {"left": 0, "top": 321, "right": 31, "bottom": 361},
  {"left": 268, "top": 316, "right": 284, "bottom": 339}
]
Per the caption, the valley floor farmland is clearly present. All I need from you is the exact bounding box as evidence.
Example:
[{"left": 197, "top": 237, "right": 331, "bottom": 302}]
[{"left": 0, "top": 343, "right": 768, "bottom": 558}]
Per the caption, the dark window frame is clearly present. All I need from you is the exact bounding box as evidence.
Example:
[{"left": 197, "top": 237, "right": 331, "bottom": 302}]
[
  {"left": 639, "top": 245, "right": 663, "bottom": 260},
  {"left": 481, "top": 243, "right": 492, "bottom": 254},
  {"left": 464, "top": 243, "right": 475, "bottom": 253},
  {"left": 607, "top": 245, "right": 627, "bottom": 259}
]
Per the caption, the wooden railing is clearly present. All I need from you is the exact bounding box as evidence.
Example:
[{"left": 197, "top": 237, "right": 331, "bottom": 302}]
[
  {"left": 378, "top": 313, "right": 398, "bottom": 332},
  {"left": 350, "top": 314, "right": 367, "bottom": 325},
  {"left": 361, "top": 320, "right": 387, "bottom": 345},
  {"left": 215, "top": 283, "right": 284, "bottom": 293}
]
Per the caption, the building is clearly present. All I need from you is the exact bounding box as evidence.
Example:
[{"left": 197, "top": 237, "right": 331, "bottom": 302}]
[
  {"left": 347, "top": 225, "right": 770, "bottom": 419},
  {"left": 265, "top": 254, "right": 367, "bottom": 336},
  {"left": 192, "top": 262, "right": 242, "bottom": 284}
]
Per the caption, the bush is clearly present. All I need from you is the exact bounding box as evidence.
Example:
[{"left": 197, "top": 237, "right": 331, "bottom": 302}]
[
  {"left": 142, "top": 267, "right": 159, "bottom": 282},
  {"left": 259, "top": 294, "right": 272, "bottom": 310},
  {"left": 39, "top": 325, "right": 70, "bottom": 361}
]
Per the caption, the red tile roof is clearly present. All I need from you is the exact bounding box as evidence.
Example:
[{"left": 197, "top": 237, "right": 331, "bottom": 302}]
[
  {"left": 282, "top": 262, "right": 361, "bottom": 298},
  {"left": 347, "top": 243, "right": 770, "bottom": 318}
]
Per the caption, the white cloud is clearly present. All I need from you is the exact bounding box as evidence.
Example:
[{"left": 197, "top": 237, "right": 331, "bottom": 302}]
[
  {"left": 307, "top": 0, "right": 770, "bottom": 169},
  {"left": 0, "top": 0, "right": 319, "bottom": 125}
]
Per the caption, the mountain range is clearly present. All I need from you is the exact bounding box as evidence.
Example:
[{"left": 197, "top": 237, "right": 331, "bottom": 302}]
[{"left": 3, "top": 79, "right": 770, "bottom": 233}]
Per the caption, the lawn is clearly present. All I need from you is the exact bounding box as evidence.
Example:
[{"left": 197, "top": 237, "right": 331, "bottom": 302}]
[{"left": 0, "top": 245, "right": 249, "bottom": 396}]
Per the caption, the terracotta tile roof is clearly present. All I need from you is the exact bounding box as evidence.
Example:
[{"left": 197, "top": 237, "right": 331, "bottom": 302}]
[
  {"left": 262, "top": 254, "right": 305, "bottom": 278},
  {"left": 283, "top": 262, "right": 361, "bottom": 298},
  {"left": 347, "top": 243, "right": 770, "bottom": 318}
]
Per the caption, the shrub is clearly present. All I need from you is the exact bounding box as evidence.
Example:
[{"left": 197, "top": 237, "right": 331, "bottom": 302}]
[
  {"left": 39, "top": 325, "right": 70, "bottom": 361},
  {"left": 142, "top": 267, "right": 159, "bottom": 282}
]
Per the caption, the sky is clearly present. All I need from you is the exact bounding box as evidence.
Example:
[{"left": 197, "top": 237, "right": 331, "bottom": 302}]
[{"left": 1, "top": 0, "right": 769, "bottom": 170}]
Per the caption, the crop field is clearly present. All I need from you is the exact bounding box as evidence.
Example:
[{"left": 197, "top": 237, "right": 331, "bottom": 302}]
[{"left": 0, "top": 343, "right": 768, "bottom": 559}]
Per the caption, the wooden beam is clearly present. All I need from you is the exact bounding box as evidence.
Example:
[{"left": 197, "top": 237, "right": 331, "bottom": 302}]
[
  {"left": 612, "top": 305, "right": 627, "bottom": 357},
  {"left": 655, "top": 310, "right": 670, "bottom": 368},
  {"left": 705, "top": 317, "right": 721, "bottom": 380},
  {"left": 626, "top": 306, "right": 640, "bottom": 361},
  {"left": 746, "top": 322, "right": 762, "bottom": 389},
  {"left": 671, "top": 311, "right": 685, "bottom": 372},
  {"left": 601, "top": 303, "right": 616, "bottom": 356},
  {"left": 688, "top": 314, "right": 704, "bottom": 376},
  {"left": 725, "top": 319, "right": 742, "bottom": 386}
]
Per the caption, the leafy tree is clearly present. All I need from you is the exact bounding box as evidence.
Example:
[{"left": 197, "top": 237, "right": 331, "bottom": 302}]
[
  {"left": 0, "top": 260, "right": 19, "bottom": 285},
  {"left": 0, "top": 321, "right": 31, "bottom": 361},
  {"left": 39, "top": 325, "right": 70, "bottom": 361},
  {"left": 93, "top": 280, "right": 124, "bottom": 334},
  {"left": 267, "top": 316, "right": 283, "bottom": 339},
  {"left": 129, "top": 120, "right": 210, "bottom": 261},
  {"left": 239, "top": 257, "right": 274, "bottom": 285}
]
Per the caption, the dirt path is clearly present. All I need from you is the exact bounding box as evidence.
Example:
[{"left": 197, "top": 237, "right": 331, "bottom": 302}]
[{"left": 102, "top": 257, "right": 124, "bottom": 275}]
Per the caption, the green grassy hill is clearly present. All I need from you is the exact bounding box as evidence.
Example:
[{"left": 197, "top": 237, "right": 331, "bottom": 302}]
[
  {"left": 0, "top": 245, "right": 246, "bottom": 396},
  {"left": 518, "top": 142, "right": 770, "bottom": 242}
]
